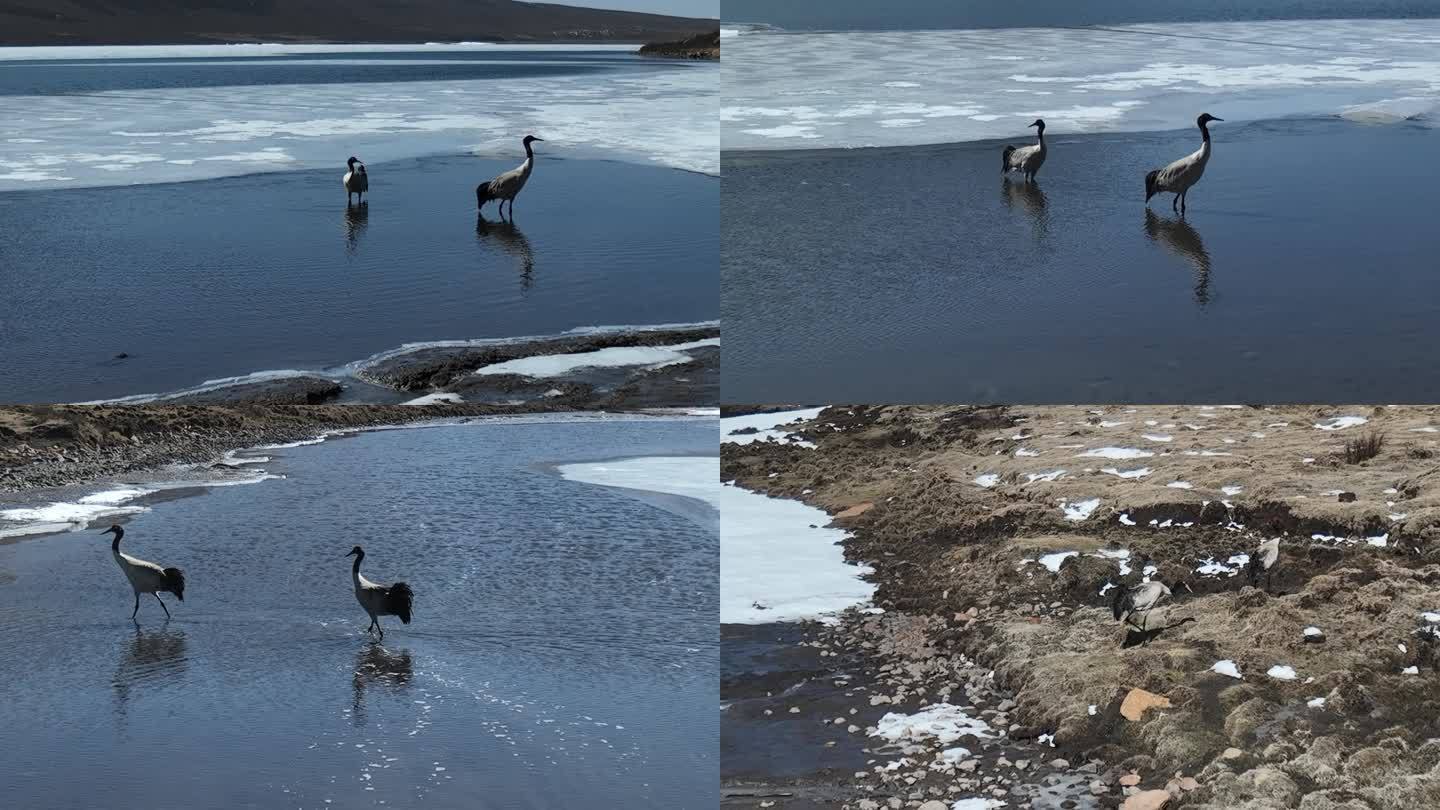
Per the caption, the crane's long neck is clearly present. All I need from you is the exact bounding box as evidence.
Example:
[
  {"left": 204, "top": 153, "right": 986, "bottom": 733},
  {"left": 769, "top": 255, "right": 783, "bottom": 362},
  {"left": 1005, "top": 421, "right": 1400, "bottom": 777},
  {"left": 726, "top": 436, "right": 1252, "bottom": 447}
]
[
  {"left": 352, "top": 552, "right": 364, "bottom": 583},
  {"left": 1199, "top": 120, "right": 1212, "bottom": 147},
  {"left": 111, "top": 529, "right": 123, "bottom": 553},
  {"left": 1036, "top": 128, "right": 1045, "bottom": 147},
  {"left": 523, "top": 140, "right": 535, "bottom": 161}
]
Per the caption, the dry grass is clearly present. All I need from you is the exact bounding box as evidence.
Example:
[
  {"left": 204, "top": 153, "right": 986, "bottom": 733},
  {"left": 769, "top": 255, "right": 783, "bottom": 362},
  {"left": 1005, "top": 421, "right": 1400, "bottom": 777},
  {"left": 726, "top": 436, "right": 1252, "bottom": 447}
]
[{"left": 1343, "top": 431, "right": 1385, "bottom": 464}]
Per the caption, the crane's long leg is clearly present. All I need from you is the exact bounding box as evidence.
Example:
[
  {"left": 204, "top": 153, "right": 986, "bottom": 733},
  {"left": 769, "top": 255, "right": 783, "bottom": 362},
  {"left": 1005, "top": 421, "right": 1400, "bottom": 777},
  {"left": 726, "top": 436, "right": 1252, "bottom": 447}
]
[
  {"left": 1172, "top": 193, "right": 1180, "bottom": 214},
  {"left": 132, "top": 593, "right": 140, "bottom": 619},
  {"left": 376, "top": 619, "right": 385, "bottom": 640},
  {"left": 154, "top": 593, "right": 171, "bottom": 620},
  {"left": 1180, "top": 192, "right": 1188, "bottom": 215}
]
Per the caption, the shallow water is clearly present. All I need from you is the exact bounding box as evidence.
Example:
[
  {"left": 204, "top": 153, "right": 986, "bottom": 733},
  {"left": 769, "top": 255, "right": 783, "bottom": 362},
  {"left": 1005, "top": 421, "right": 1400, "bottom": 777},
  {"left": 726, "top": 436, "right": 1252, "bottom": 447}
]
[
  {"left": 0, "top": 154, "right": 716, "bottom": 403},
  {"left": 723, "top": 117, "right": 1440, "bottom": 402},
  {"left": 0, "top": 417, "right": 717, "bottom": 808}
]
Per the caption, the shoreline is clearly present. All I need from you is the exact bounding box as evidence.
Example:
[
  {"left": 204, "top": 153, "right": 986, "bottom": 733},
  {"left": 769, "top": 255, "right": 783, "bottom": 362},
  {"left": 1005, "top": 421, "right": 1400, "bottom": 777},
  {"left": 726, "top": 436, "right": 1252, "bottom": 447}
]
[
  {"left": 0, "top": 402, "right": 711, "bottom": 495},
  {"left": 723, "top": 405, "right": 1440, "bottom": 809}
]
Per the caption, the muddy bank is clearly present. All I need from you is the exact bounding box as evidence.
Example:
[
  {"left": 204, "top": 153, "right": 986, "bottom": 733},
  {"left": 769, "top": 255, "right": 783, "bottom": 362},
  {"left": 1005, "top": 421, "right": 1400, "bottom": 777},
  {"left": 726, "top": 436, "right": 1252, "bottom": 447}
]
[
  {"left": 723, "top": 405, "right": 1440, "bottom": 809},
  {"left": 0, "top": 401, "right": 576, "bottom": 492}
]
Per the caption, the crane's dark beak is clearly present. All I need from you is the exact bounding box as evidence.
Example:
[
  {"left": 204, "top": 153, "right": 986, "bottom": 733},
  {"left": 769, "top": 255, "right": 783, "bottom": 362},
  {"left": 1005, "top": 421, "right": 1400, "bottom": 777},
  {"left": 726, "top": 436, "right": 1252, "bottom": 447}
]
[
  {"left": 1211, "top": 117, "right": 1223, "bottom": 122},
  {"left": 100, "top": 526, "right": 116, "bottom": 535},
  {"left": 533, "top": 137, "right": 545, "bottom": 142},
  {"left": 345, "top": 549, "right": 357, "bottom": 557}
]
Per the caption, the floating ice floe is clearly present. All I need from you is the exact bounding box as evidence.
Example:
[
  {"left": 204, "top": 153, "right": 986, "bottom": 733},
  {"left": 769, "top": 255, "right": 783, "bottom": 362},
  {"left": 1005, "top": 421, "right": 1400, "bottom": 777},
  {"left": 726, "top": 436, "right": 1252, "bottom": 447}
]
[
  {"left": 974, "top": 474, "right": 1001, "bottom": 489},
  {"left": 1076, "top": 447, "right": 1153, "bottom": 459},
  {"left": 559, "top": 456, "right": 718, "bottom": 511},
  {"left": 1101, "top": 467, "right": 1151, "bottom": 479},
  {"left": 1315, "top": 416, "right": 1368, "bottom": 431},
  {"left": 721, "top": 407, "right": 825, "bottom": 448},
  {"left": 1060, "top": 498, "right": 1101, "bottom": 522},
  {"left": 1268, "top": 665, "right": 1298, "bottom": 681},
  {"left": 871, "top": 704, "right": 994, "bottom": 745},
  {"left": 1212, "top": 660, "right": 1243, "bottom": 679}
]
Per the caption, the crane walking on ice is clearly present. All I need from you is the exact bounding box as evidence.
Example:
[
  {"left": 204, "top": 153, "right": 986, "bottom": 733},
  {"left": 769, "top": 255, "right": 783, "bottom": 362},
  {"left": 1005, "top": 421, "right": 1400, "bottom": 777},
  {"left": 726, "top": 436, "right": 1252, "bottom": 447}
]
[
  {"left": 1001, "top": 119, "right": 1047, "bottom": 182},
  {"left": 1249, "top": 537, "right": 1281, "bottom": 592},
  {"left": 101, "top": 525, "right": 185, "bottom": 620},
  {"left": 477, "top": 135, "right": 544, "bottom": 220},
  {"left": 1145, "top": 113, "right": 1222, "bottom": 215},
  {"left": 347, "top": 545, "right": 413, "bottom": 639},
  {"left": 344, "top": 156, "right": 368, "bottom": 206}
]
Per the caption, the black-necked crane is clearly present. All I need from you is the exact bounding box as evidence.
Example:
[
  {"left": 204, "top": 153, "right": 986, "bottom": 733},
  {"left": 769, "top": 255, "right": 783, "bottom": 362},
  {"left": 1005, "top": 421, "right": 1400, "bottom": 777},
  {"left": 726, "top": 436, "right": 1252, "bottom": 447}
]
[
  {"left": 1145, "top": 113, "right": 1222, "bottom": 215},
  {"left": 1112, "top": 579, "right": 1189, "bottom": 634},
  {"left": 100, "top": 525, "right": 185, "bottom": 620},
  {"left": 344, "top": 156, "right": 368, "bottom": 206},
  {"left": 476, "top": 135, "right": 544, "bottom": 220},
  {"left": 1249, "top": 537, "right": 1281, "bottom": 592},
  {"left": 346, "top": 545, "right": 413, "bottom": 639},
  {"left": 1001, "top": 119, "right": 1047, "bottom": 182}
]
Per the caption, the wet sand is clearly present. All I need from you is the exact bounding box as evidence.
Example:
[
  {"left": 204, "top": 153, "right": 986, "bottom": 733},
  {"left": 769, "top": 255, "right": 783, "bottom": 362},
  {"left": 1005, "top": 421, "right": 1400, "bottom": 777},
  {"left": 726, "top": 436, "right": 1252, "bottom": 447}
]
[{"left": 723, "top": 405, "right": 1440, "bottom": 809}]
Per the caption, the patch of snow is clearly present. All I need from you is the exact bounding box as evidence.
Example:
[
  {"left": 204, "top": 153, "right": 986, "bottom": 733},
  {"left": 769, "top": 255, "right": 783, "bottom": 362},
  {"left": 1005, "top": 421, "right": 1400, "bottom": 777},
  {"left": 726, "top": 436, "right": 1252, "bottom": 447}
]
[
  {"left": 1314, "top": 416, "right": 1368, "bottom": 431},
  {"left": 1076, "top": 447, "right": 1153, "bottom": 459},
  {"left": 1039, "top": 551, "right": 1080, "bottom": 572},
  {"left": 871, "top": 704, "right": 994, "bottom": 746},
  {"left": 1212, "top": 660, "right": 1243, "bottom": 679},
  {"left": 1102, "top": 467, "right": 1151, "bottom": 479},
  {"left": 1167, "top": 481, "right": 1194, "bottom": 489},
  {"left": 721, "top": 407, "right": 824, "bottom": 448},
  {"left": 1060, "top": 498, "right": 1101, "bottom": 522},
  {"left": 1268, "top": 665, "right": 1297, "bottom": 681},
  {"left": 1307, "top": 697, "right": 1326, "bottom": 708},
  {"left": 974, "top": 474, "right": 1001, "bottom": 489}
]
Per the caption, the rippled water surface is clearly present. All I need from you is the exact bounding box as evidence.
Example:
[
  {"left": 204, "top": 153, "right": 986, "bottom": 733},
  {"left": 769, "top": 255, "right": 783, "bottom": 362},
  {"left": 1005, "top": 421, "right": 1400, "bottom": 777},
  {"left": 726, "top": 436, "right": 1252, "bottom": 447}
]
[{"left": 0, "top": 417, "right": 717, "bottom": 809}]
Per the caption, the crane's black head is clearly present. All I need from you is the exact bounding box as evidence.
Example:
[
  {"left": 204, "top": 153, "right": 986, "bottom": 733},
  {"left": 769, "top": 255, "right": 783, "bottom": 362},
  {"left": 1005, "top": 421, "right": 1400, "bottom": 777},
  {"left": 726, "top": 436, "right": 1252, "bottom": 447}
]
[
  {"left": 100, "top": 524, "right": 122, "bottom": 538},
  {"left": 523, "top": 135, "right": 544, "bottom": 146},
  {"left": 346, "top": 545, "right": 365, "bottom": 558},
  {"left": 1028, "top": 118, "right": 1045, "bottom": 132},
  {"left": 1197, "top": 113, "right": 1222, "bottom": 126},
  {"left": 347, "top": 156, "right": 359, "bottom": 167}
]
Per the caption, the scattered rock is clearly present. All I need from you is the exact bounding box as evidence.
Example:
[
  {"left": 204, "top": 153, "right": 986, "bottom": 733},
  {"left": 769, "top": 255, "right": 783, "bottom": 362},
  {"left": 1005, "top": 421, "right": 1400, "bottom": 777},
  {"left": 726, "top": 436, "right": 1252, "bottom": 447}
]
[
  {"left": 1121, "top": 688, "right": 1173, "bottom": 722},
  {"left": 1122, "top": 789, "right": 1172, "bottom": 810}
]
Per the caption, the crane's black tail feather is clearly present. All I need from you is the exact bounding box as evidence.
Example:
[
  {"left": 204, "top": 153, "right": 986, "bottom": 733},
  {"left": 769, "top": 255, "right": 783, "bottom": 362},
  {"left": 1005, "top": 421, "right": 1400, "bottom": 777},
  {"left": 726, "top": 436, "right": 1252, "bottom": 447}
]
[
  {"left": 1001, "top": 145, "right": 1015, "bottom": 173},
  {"left": 476, "top": 182, "right": 491, "bottom": 209},
  {"left": 1110, "top": 585, "right": 1127, "bottom": 620},
  {"left": 387, "top": 582, "right": 414, "bottom": 624},
  {"left": 163, "top": 567, "right": 185, "bottom": 601},
  {"left": 1145, "top": 170, "right": 1160, "bottom": 201}
]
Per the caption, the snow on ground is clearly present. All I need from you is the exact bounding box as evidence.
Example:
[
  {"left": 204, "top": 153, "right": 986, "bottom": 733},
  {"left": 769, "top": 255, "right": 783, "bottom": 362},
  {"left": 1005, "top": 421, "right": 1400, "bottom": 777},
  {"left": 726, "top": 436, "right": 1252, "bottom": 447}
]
[
  {"left": 871, "top": 704, "right": 995, "bottom": 746},
  {"left": 723, "top": 19, "right": 1440, "bottom": 151},
  {"left": 1268, "top": 665, "right": 1298, "bottom": 681},
  {"left": 1212, "top": 660, "right": 1243, "bottom": 679},
  {"left": 719, "top": 482, "right": 875, "bottom": 624},
  {"left": 1102, "top": 467, "right": 1151, "bottom": 479},
  {"left": 1060, "top": 498, "right": 1101, "bottom": 521},
  {"left": 1038, "top": 551, "right": 1079, "bottom": 571},
  {"left": 472, "top": 339, "right": 718, "bottom": 378},
  {"left": 1077, "top": 447, "right": 1154, "bottom": 459},
  {"left": 1315, "top": 416, "right": 1369, "bottom": 431},
  {"left": 403, "top": 392, "right": 465, "bottom": 405},
  {"left": 0, "top": 46, "right": 717, "bottom": 190},
  {"left": 721, "top": 407, "right": 825, "bottom": 448}
]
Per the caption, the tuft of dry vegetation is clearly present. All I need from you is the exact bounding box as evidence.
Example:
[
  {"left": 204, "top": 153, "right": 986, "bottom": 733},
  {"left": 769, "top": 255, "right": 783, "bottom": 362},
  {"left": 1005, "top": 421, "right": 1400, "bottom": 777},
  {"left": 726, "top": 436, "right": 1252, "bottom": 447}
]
[{"left": 1343, "top": 431, "right": 1385, "bottom": 464}]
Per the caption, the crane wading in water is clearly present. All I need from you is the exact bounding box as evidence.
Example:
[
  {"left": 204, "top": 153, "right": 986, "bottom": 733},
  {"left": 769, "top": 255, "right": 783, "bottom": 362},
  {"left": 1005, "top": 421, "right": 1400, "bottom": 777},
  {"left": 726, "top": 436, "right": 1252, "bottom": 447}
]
[
  {"left": 477, "top": 135, "right": 544, "bottom": 220},
  {"left": 101, "top": 525, "right": 185, "bottom": 620},
  {"left": 346, "top": 545, "right": 413, "bottom": 639},
  {"left": 344, "top": 156, "right": 368, "bottom": 206},
  {"left": 1001, "top": 118, "right": 1047, "bottom": 182},
  {"left": 1145, "top": 113, "right": 1222, "bottom": 215}
]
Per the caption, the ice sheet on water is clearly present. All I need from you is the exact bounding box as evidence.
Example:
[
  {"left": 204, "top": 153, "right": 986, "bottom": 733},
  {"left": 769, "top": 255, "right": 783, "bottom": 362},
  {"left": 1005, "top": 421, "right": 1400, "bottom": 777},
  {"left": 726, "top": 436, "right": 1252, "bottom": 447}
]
[
  {"left": 723, "top": 20, "right": 1440, "bottom": 152},
  {"left": 720, "top": 483, "right": 874, "bottom": 624},
  {"left": 559, "top": 456, "right": 719, "bottom": 510},
  {"left": 0, "top": 45, "right": 717, "bottom": 190}
]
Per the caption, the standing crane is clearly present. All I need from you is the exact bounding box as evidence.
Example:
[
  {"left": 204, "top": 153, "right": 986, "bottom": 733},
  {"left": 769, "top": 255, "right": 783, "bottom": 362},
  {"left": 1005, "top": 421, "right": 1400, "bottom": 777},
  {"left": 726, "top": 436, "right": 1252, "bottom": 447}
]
[
  {"left": 476, "top": 135, "right": 544, "bottom": 220},
  {"left": 344, "top": 156, "right": 368, "bottom": 206},
  {"left": 346, "top": 545, "right": 413, "bottom": 639},
  {"left": 1249, "top": 537, "right": 1281, "bottom": 592},
  {"left": 1001, "top": 119, "right": 1047, "bottom": 182},
  {"left": 1112, "top": 579, "right": 1190, "bottom": 634},
  {"left": 100, "top": 525, "right": 185, "bottom": 620},
  {"left": 1145, "top": 113, "right": 1222, "bottom": 215}
]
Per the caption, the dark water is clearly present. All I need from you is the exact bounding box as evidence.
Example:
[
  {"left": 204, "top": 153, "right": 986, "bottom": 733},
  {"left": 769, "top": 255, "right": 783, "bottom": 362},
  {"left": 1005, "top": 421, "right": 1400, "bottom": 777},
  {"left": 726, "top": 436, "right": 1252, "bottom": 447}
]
[
  {"left": 724, "top": 0, "right": 1440, "bottom": 30},
  {"left": 723, "top": 117, "right": 1440, "bottom": 403},
  {"left": 0, "top": 418, "right": 717, "bottom": 809},
  {"left": 0, "top": 50, "right": 654, "bottom": 96},
  {"left": 0, "top": 155, "right": 716, "bottom": 403}
]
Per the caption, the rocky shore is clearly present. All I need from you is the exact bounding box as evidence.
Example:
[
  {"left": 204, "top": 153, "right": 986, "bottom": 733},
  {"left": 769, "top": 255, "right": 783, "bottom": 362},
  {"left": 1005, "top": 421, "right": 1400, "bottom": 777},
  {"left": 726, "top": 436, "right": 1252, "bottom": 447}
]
[
  {"left": 722, "top": 405, "right": 1440, "bottom": 809},
  {"left": 639, "top": 30, "right": 720, "bottom": 59}
]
